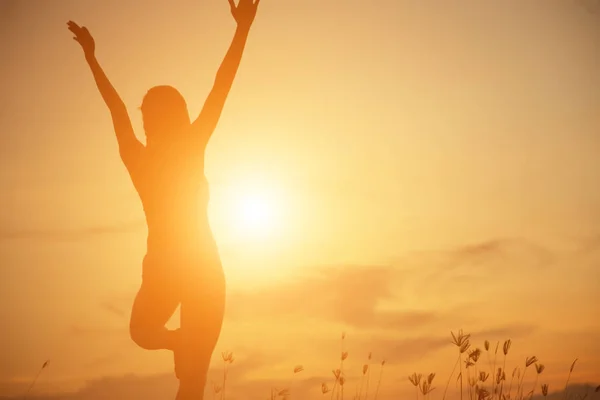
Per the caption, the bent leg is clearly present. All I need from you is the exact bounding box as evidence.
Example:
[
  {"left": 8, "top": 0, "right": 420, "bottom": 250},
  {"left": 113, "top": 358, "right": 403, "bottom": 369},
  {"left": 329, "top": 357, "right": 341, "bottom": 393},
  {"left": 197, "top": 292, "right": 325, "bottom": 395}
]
[
  {"left": 129, "top": 270, "right": 180, "bottom": 351},
  {"left": 175, "top": 263, "right": 226, "bottom": 399}
]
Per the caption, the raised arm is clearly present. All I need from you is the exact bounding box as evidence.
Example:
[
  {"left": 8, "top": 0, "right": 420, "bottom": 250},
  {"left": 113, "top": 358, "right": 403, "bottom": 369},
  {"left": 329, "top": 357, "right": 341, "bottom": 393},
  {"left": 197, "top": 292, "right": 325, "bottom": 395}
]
[
  {"left": 191, "top": 0, "right": 260, "bottom": 143},
  {"left": 67, "top": 21, "right": 143, "bottom": 168}
]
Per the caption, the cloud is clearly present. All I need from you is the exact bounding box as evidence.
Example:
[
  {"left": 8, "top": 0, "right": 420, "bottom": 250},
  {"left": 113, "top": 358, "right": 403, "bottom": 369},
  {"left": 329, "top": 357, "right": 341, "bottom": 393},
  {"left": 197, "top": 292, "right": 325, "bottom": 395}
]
[
  {"left": 100, "top": 301, "right": 128, "bottom": 319},
  {"left": 225, "top": 237, "right": 558, "bottom": 329},
  {"left": 0, "top": 220, "right": 145, "bottom": 242},
  {"left": 469, "top": 324, "right": 538, "bottom": 342},
  {"left": 574, "top": 233, "right": 600, "bottom": 257},
  {"left": 95, "top": 237, "right": 557, "bottom": 334},
  {"left": 0, "top": 1, "right": 18, "bottom": 19},
  {"left": 406, "top": 237, "right": 556, "bottom": 274},
  {"left": 68, "top": 325, "right": 124, "bottom": 338},
  {"left": 97, "top": 262, "right": 418, "bottom": 331},
  {"left": 225, "top": 263, "right": 431, "bottom": 330},
  {"left": 359, "top": 335, "right": 450, "bottom": 364},
  {"left": 83, "top": 353, "right": 124, "bottom": 370},
  {"left": 385, "top": 237, "right": 564, "bottom": 307},
  {"left": 579, "top": 0, "right": 600, "bottom": 14}
]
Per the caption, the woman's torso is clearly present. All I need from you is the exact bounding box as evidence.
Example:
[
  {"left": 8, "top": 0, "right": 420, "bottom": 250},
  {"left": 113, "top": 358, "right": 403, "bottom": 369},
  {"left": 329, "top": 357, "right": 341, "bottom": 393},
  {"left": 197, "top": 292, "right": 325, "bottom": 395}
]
[{"left": 130, "top": 141, "right": 217, "bottom": 260}]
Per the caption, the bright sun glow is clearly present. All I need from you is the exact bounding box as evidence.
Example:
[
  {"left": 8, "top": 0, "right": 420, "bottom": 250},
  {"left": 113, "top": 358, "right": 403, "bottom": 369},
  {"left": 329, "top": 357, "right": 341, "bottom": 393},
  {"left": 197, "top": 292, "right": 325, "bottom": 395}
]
[
  {"left": 209, "top": 174, "right": 300, "bottom": 283},
  {"left": 233, "top": 190, "right": 279, "bottom": 238},
  {"left": 212, "top": 174, "right": 288, "bottom": 245}
]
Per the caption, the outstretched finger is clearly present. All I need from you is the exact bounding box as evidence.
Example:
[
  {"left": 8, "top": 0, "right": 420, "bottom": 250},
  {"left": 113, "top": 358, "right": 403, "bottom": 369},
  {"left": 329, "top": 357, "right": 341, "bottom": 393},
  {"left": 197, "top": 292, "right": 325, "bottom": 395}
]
[
  {"left": 227, "top": 0, "right": 236, "bottom": 10},
  {"left": 254, "top": 0, "right": 260, "bottom": 6},
  {"left": 67, "top": 23, "right": 80, "bottom": 35}
]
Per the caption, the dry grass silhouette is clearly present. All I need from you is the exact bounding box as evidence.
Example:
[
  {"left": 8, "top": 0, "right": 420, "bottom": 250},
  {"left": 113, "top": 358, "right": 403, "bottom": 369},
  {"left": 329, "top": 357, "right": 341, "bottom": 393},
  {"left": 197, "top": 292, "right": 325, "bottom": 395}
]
[
  {"left": 225, "top": 330, "right": 591, "bottom": 400},
  {"left": 23, "top": 330, "right": 598, "bottom": 400}
]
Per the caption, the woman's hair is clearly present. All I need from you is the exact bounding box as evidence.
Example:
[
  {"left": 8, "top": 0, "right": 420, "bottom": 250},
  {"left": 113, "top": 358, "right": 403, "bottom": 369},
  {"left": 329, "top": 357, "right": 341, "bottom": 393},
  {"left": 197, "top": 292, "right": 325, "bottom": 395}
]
[{"left": 140, "top": 85, "right": 191, "bottom": 142}]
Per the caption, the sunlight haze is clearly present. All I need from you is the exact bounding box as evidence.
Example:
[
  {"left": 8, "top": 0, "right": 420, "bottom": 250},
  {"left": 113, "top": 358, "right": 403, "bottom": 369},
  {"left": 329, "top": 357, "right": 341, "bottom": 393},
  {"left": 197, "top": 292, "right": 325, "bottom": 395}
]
[{"left": 0, "top": 0, "right": 599, "bottom": 398}]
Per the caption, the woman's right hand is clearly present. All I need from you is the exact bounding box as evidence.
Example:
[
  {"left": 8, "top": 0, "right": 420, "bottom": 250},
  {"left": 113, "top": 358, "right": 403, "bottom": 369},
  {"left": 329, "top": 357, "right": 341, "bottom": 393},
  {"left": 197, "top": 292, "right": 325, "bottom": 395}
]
[{"left": 67, "top": 21, "right": 95, "bottom": 57}]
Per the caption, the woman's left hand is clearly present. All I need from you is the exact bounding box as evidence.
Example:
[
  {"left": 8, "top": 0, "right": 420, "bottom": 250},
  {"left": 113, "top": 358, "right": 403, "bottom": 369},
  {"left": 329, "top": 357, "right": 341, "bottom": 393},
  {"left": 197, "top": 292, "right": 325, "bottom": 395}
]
[{"left": 228, "top": 0, "right": 260, "bottom": 29}]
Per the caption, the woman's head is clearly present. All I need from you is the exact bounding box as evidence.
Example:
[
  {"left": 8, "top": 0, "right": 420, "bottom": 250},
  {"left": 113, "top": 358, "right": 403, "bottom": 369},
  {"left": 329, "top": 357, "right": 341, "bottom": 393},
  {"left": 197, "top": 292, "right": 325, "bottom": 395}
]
[{"left": 140, "top": 85, "right": 191, "bottom": 145}]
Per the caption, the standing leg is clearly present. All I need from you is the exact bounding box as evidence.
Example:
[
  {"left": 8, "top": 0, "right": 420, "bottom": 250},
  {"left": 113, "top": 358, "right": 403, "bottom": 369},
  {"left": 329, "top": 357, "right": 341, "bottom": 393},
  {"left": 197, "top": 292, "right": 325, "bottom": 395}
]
[{"left": 175, "top": 260, "right": 226, "bottom": 400}]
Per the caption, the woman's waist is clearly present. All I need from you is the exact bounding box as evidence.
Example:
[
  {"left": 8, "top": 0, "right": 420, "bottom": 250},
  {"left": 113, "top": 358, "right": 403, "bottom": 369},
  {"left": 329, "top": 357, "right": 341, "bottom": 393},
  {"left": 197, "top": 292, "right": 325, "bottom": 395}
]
[
  {"left": 146, "top": 222, "right": 215, "bottom": 245},
  {"left": 144, "top": 206, "right": 210, "bottom": 229},
  {"left": 142, "top": 243, "right": 224, "bottom": 286}
]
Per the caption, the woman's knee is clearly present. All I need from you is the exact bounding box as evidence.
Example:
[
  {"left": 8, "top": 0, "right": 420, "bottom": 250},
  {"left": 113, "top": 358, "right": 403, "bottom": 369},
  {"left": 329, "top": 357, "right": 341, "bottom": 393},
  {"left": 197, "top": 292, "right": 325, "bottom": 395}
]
[
  {"left": 129, "top": 281, "right": 179, "bottom": 350},
  {"left": 129, "top": 321, "right": 150, "bottom": 350}
]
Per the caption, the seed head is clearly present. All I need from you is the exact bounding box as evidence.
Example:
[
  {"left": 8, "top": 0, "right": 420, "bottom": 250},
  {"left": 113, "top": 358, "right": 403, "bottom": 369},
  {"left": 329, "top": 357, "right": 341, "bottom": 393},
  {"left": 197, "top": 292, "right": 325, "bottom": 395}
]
[
  {"left": 541, "top": 384, "right": 549, "bottom": 397},
  {"left": 420, "top": 380, "right": 435, "bottom": 395},
  {"left": 570, "top": 358, "right": 578, "bottom": 373},
  {"left": 213, "top": 383, "right": 223, "bottom": 394},
  {"left": 469, "top": 348, "right": 482, "bottom": 363},
  {"left": 484, "top": 340, "right": 490, "bottom": 351},
  {"left": 503, "top": 339, "right": 512, "bottom": 355},
  {"left": 332, "top": 369, "right": 341, "bottom": 380},
  {"left": 293, "top": 365, "right": 304, "bottom": 374},
  {"left": 460, "top": 340, "right": 471, "bottom": 354},
  {"left": 221, "top": 351, "right": 234, "bottom": 364},
  {"left": 451, "top": 330, "right": 471, "bottom": 348},
  {"left": 535, "top": 364, "right": 545, "bottom": 374},
  {"left": 408, "top": 373, "right": 422, "bottom": 386},
  {"left": 477, "top": 387, "right": 491, "bottom": 400},
  {"left": 525, "top": 356, "right": 538, "bottom": 367},
  {"left": 363, "top": 364, "right": 369, "bottom": 375},
  {"left": 427, "top": 373, "right": 436, "bottom": 385}
]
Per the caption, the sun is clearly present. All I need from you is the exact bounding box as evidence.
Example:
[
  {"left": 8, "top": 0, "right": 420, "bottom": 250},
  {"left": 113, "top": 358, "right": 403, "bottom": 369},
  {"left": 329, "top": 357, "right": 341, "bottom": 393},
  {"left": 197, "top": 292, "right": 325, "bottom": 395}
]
[
  {"left": 211, "top": 174, "right": 288, "bottom": 245},
  {"left": 209, "top": 171, "right": 297, "bottom": 253},
  {"left": 233, "top": 189, "right": 279, "bottom": 238}
]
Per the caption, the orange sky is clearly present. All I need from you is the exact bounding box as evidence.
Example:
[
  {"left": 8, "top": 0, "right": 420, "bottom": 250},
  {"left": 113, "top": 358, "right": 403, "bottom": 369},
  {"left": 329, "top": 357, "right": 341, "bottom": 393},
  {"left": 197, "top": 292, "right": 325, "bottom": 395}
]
[{"left": 0, "top": 0, "right": 599, "bottom": 398}]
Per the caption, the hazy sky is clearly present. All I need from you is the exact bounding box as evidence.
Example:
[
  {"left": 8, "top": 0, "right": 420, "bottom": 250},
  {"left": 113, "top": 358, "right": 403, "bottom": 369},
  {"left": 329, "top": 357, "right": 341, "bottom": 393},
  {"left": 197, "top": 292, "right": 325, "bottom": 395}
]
[{"left": 0, "top": 0, "right": 599, "bottom": 398}]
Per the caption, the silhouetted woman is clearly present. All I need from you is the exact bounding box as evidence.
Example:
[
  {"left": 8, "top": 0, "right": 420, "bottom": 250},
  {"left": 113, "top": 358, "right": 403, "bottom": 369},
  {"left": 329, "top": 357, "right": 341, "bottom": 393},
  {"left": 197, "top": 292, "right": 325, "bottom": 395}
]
[{"left": 67, "top": 1, "right": 260, "bottom": 398}]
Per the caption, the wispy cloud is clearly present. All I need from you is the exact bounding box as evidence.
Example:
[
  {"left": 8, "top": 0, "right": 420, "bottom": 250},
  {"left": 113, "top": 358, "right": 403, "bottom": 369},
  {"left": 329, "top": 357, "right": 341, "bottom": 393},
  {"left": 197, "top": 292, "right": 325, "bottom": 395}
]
[
  {"left": 68, "top": 325, "right": 124, "bottom": 338},
  {"left": 100, "top": 301, "right": 128, "bottom": 319},
  {"left": 225, "top": 263, "right": 429, "bottom": 329},
  {"left": 404, "top": 237, "right": 556, "bottom": 274},
  {"left": 579, "top": 0, "right": 600, "bottom": 13},
  {"left": 96, "top": 236, "right": 563, "bottom": 333},
  {"left": 0, "top": 220, "right": 145, "bottom": 242}
]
